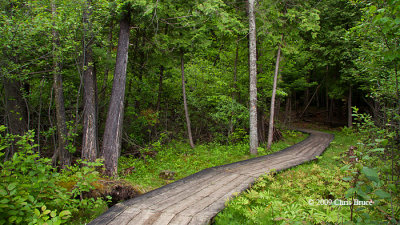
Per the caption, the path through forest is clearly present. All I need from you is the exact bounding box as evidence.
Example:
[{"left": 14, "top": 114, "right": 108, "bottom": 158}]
[{"left": 89, "top": 129, "right": 334, "bottom": 225}]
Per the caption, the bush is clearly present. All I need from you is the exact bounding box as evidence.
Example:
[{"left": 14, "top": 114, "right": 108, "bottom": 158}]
[{"left": 0, "top": 126, "right": 107, "bottom": 224}]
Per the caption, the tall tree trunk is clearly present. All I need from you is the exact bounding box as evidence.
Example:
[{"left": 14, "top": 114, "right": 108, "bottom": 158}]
[
  {"left": 156, "top": 65, "right": 164, "bottom": 112},
  {"left": 257, "top": 109, "right": 266, "bottom": 144},
  {"left": 51, "top": 0, "right": 71, "bottom": 168},
  {"left": 101, "top": 15, "right": 130, "bottom": 177},
  {"left": 233, "top": 37, "right": 239, "bottom": 100},
  {"left": 99, "top": 18, "right": 114, "bottom": 128},
  {"left": 248, "top": 0, "right": 258, "bottom": 155},
  {"left": 267, "top": 37, "right": 282, "bottom": 150},
  {"left": 181, "top": 52, "right": 195, "bottom": 148},
  {"left": 284, "top": 94, "right": 290, "bottom": 125},
  {"left": 82, "top": 0, "right": 98, "bottom": 162},
  {"left": 3, "top": 79, "right": 27, "bottom": 136},
  {"left": 348, "top": 85, "right": 352, "bottom": 128}
]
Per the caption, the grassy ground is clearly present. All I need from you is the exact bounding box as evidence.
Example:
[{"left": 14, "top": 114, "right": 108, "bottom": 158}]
[
  {"left": 119, "top": 130, "right": 308, "bottom": 193},
  {"left": 213, "top": 128, "right": 386, "bottom": 224}
]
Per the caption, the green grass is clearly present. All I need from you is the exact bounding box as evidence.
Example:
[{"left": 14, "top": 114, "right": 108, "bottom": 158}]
[
  {"left": 119, "top": 130, "right": 308, "bottom": 193},
  {"left": 213, "top": 129, "right": 362, "bottom": 225}
]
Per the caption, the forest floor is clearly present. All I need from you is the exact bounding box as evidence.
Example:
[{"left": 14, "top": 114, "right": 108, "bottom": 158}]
[
  {"left": 89, "top": 128, "right": 334, "bottom": 224},
  {"left": 214, "top": 125, "right": 388, "bottom": 224}
]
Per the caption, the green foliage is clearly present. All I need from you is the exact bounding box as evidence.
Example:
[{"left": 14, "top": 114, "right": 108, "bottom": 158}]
[
  {"left": 340, "top": 107, "right": 399, "bottom": 224},
  {"left": 214, "top": 128, "right": 399, "bottom": 224},
  {"left": 215, "top": 164, "right": 351, "bottom": 224},
  {"left": 0, "top": 127, "right": 107, "bottom": 224}
]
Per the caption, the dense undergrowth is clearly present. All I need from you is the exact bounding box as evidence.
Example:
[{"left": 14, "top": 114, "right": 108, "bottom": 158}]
[
  {"left": 214, "top": 121, "right": 399, "bottom": 224},
  {"left": 0, "top": 127, "right": 307, "bottom": 224},
  {"left": 0, "top": 126, "right": 107, "bottom": 225}
]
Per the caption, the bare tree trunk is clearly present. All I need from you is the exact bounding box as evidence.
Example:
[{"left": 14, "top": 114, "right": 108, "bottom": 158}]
[
  {"left": 248, "top": 0, "right": 258, "bottom": 155},
  {"left": 101, "top": 15, "right": 130, "bottom": 177},
  {"left": 233, "top": 37, "right": 239, "bottom": 100},
  {"left": 257, "top": 109, "right": 266, "bottom": 144},
  {"left": 284, "top": 94, "right": 290, "bottom": 125},
  {"left": 275, "top": 98, "right": 281, "bottom": 121},
  {"left": 3, "top": 79, "right": 27, "bottom": 136},
  {"left": 99, "top": 19, "right": 114, "bottom": 126},
  {"left": 156, "top": 66, "right": 164, "bottom": 112},
  {"left": 51, "top": 0, "right": 71, "bottom": 168},
  {"left": 267, "top": 37, "right": 282, "bottom": 150},
  {"left": 181, "top": 52, "right": 195, "bottom": 148},
  {"left": 395, "top": 63, "right": 399, "bottom": 106},
  {"left": 82, "top": 0, "right": 98, "bottom": 162},
  {"left": 348, "top": 85, "right": 352, "bottom": 128}
]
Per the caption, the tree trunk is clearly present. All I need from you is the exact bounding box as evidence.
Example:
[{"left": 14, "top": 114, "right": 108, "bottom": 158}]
[
  {"left": 51, "top": 0, "right": 71, "bottom": 168},
  {"left": 267, "top": 37, "right": 282, "bottom": 150},
  {"left": 101, "top": 15, "right": 130, "bottom": 177},
  {"left": 233, "top": 37, "right": 239, "bottom": 101},
  {"left": 99, "top": 18, "right": 114, "bottom": 128},
  {"left": 181, "top": 52, "right": 195, "bottom": 148},
  {"left": 284, "top": 94, "right": 290, "bottom": 125},
  {"left": 3, "top": 79, "right": 27, "bottom": 136},
  {"left": 348, "top": 85, "right": 352, "bottom": 128},
  {"left": 248, "top": 0, "right": 258, "bottom": 155},
  {"left": 82, "top": 0, "right": 98, "bottom": 162},
  {"left": 257, "top": 109, "right": 266, "bottom": 144},
  {"left": 156, "top": 65, "right": 164, "bottom": 112}
]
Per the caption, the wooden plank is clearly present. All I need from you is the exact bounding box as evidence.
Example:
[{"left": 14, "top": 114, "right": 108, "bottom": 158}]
[
  {"left": 88, "top": 129, "right": 334, "bottom": 225},
  {"left": 107, "top": 208, "right": 141, "bottom": 225}
]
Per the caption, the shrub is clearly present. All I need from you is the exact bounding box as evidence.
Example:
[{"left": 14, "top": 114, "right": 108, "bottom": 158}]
[{"left": 0, "top": 126, "right": 107, "bottom": 224}]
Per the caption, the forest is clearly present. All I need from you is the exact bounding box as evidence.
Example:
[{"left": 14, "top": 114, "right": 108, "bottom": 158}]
[{"left": 0, "top": 0, "right": 399, "bottom": 224}]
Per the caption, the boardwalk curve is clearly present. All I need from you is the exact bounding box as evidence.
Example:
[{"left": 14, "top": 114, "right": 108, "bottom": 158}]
[{"left": 89, "top": 129, "right": 334, "bottom": 225}]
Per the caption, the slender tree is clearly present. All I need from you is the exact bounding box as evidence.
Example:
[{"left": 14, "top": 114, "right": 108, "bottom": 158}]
[
  {"left": 181, "top": 51, "right": 195, "bottom": 148},
  {"left": 101, "top": 13, "right": 130, "bottom": 177},
  {"left": 51, "top": 0, "right": 71, "bottom": 167},
  {"left": 248, "top": 0, "right": 258, "bottom": 155},
  {"left": 348, "top": 85, "right": 352, "bottom": 128},
  {"left": 82, "top": 0, "right": 98, "bottom": 162},
  {"left": 267, "top": 35, "right": 283, "bottom": 150}
]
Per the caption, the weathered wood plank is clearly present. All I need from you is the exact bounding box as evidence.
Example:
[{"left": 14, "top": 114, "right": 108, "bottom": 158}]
[{"left": 88, "top": 129, "right": 334, "bottom": 225}]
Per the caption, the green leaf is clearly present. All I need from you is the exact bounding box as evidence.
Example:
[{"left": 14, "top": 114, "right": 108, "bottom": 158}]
[
  {"left": 59, "top": 210, "right": 71, "bottom": 219},
  {"left": 361, "top": 167, "right": 380, "bottom": 183},
  {"left": 43, "top": 210, "right": 51, "bottom": 215},
  {"left": 34, "top": 208, "right": 40, "bottom": 217},
  {"left": 50, "top": 211, "right": 57, "bottom": 218},
  {"left": 375, "top": 189, "right": 391, "bottom": 199},
  {"left": 8, "top": 183, "right": 17, "bottom": 191},
  {"left": 375, "top": 139, "right": 388, "bottom": 146},
  {"left": 8, "top": 216, "right": 17, "bottom": 223},
  {"left": 368, "top": 148, "right": 384, "bottom": 153},
  {"left": 342, "top": 177, "right": 353, "bottom": 181},
  {"left": 346, "top": 188, "right": 357, "bottom": 198},
  {"left": 0, "top": 187, "right": 7, "bottom": 196}
]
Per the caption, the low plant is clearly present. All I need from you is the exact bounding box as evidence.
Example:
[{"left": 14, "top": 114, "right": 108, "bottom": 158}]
[
  {"left": 214, "top": 129, "right": 363, "bottom": 224},
  {"left": 0, "top": 126, "right": 107, "bottom": 224}
]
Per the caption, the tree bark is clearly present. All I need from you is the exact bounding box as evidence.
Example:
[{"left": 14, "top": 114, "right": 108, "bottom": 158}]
[
  {"left": 267, "top": 36, "right": 282, "bottom": 150},
  {"left": 51, "top": 0, "right": 71, "bottom": 168},
  {"left": 82, "top": 0, "right": 98, "bottom": 162},
  {"left": 156, "top": 65, "right": 164, "bottom": 112},
  {"left": 348, "top": 85, "right": 352, "bottom": 128},
  {"left": 101, "top": 15, "right": 130, "bottom": 177},
  {"left": 284, "top": 94, "right": 290, "bottom": 125},
  {"left": 233, "top": 37, "right": 239, "bottom": 100},
  {"left": 3, "top": 79, "right": 27, "bottom": 136},
  {"left": 181, "top": 52, "right": 195, "bottom": 148},
  {"left": 248, "top": 0, "right": 258, "bottom": 155}
]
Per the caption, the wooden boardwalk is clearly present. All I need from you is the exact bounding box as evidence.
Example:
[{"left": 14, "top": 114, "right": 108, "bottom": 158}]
[{"left": 89, "top": 129, "right": 334, "bottom": 225}]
